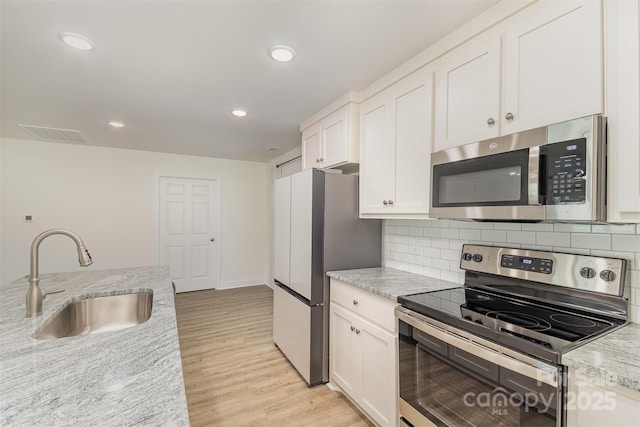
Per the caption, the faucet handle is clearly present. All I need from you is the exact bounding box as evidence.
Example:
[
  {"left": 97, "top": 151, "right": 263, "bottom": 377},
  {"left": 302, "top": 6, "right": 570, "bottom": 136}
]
[{"left": 43, "top": 288, "right": 65, "bottom": 299}]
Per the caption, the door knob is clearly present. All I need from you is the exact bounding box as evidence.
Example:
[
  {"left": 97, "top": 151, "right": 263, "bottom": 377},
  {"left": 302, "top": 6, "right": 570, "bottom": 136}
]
[{"left": 210, "top": 237, "right": 215, "bottom": 242}]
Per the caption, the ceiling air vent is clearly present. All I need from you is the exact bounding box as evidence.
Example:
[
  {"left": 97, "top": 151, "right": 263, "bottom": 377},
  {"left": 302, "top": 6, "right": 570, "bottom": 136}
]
[{"left": 18, "top": 124, "right": 88, "bottom": 144}]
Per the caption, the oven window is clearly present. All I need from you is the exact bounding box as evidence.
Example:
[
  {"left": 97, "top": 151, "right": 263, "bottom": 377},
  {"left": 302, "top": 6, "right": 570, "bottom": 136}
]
[
  {"left": 399, "top": 323, "right": 558, "bottom": 427},
  {"left": 432, "top": 148, "right": 530, "bottom": 207}
]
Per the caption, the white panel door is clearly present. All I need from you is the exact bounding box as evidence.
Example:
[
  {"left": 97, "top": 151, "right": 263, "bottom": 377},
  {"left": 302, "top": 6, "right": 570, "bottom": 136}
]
[
  {"left": 159, "top": 177, "right": 218, "bottom": 292},
  {"left": 273, "top": 176, "right": 291, "bottom": 285},
  {"left": 289, "top": 169, "right": 313, "bottom": 300},
  {"left": 503, "top": 0, "right": 602, "bottom": 135}
]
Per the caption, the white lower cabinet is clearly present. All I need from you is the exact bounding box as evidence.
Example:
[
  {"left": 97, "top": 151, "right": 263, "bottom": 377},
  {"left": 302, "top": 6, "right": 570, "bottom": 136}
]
[
  {"left": 330, "top": 279, "right": 398, "bottom": 427},
  {"left": 566, "top": 367, "right": 640, "bottom": 427}
]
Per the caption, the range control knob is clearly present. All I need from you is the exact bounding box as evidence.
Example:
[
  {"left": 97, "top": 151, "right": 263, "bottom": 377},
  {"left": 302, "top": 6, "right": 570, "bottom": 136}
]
[
  {"left": 462, "top": 253, "right": 472, "bottom": 261},
  {"left": 472, "top": 254, "right": 483, "bottom": 263},
  {"left": 599, "top": 270, "right": 617, "bottom": 282},
  {"left": 579, "top": 267, "right": 596, "bottom": 279}
]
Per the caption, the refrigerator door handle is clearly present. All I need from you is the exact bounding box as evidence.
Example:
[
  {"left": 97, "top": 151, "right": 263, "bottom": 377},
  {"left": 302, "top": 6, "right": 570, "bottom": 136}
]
[{"left": 274, "top": 280, "right": 314, "bottom": 306}]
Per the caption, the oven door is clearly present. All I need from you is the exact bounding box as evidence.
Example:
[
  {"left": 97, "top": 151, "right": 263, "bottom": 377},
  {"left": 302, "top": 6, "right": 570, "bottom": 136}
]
[{"left": 398, "top": 309, "right": 562, "bottom": 427}]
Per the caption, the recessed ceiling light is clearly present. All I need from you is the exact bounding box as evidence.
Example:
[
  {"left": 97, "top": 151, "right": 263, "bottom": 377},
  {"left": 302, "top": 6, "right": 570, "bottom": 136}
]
[
  {"left": 269, "top": 45, "right": 296, "bottom": 62},
  {"left": 59, "top": 32, "right": 96, "bottom": 50},
  {"left": 231, "top": 109, "right": 248, "bottom": 117},
  {"left": 108, "top": 121, "right": 125, "bottom": 128}
]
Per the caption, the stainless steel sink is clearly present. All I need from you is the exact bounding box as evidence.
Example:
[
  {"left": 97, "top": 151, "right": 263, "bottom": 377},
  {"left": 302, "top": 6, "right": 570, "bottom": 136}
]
[{"left": 34, "top": 291, "right": 153, "bottom": 339}]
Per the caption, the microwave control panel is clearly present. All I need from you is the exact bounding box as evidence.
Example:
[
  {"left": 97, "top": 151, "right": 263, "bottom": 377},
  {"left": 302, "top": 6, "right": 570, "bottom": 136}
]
[{"left": 544, "top": 138, "right": 587, "bottom": 204}]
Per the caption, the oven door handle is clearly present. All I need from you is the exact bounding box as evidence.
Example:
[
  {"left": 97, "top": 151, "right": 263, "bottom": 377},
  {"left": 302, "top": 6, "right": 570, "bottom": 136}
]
[
  {"left": 397, "top": 309, "right": 558, "bottom": 387},
  {"left": 528, "top": 145, "right": 541, "bottom": 205}
]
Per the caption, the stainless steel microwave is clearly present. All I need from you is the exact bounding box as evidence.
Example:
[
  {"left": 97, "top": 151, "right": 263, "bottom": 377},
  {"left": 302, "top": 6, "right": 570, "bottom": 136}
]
[{"left": 430, "top": 115, "right": 606, "bottom": 222}]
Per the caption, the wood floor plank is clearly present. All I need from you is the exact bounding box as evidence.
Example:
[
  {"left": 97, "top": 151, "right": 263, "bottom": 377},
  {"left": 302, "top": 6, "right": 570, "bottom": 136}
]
[{"left": 175, "top": 285, "right": 373, "bottom": 427}]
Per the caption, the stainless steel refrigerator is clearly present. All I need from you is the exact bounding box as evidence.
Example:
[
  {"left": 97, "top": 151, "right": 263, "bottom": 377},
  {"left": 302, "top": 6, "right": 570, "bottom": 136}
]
[{"left": 273, "top": 168, "right": 381, "bottom": 386}]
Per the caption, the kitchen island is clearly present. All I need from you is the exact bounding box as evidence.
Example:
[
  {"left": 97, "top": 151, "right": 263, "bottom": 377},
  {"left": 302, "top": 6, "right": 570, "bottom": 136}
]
[{"left": 0, "top": 266, "right": 189, "bottom": 426}]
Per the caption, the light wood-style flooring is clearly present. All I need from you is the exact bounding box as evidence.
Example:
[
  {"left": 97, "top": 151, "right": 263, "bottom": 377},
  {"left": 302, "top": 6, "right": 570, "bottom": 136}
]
[{"left": 175, "top": 285, "right": 373, "bottom": 427}]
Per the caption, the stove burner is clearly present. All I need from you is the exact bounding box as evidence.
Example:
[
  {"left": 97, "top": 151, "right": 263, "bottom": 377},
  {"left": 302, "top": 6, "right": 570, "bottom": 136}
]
[
  {"left": 549, "top": 313, "right": 598, "bottom": 328},
  {"left": 486, "top": 311, "right": 552, "bottom": 332}
]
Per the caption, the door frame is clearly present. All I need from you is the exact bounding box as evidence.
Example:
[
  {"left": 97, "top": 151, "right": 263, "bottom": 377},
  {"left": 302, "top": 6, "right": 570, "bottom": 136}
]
[{"left": 156, "top": 175, "right": 221, "bottom": 291}]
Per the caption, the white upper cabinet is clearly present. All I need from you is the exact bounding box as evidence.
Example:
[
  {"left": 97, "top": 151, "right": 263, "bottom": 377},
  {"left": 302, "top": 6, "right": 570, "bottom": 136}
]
[
  {"left": 301, "top": 102, "right": 359, "bottom": 170},
  {"left": 301, "top": 124, "right": 322, "bottom": 170},
  {"left": 434, "top": 0, "right": 603, "bottom": 151},
  {"left": 605, "top": 0, "right": 640, "bottom": 222},
  {"left": 502, "top": 0, "right": 602, "bottom": 135},
  {"left": 360, "top": 67, "right": 433, "bottom": 218},
  {"left": 434, "top": 33, "right": 501, "bottom": 151}
]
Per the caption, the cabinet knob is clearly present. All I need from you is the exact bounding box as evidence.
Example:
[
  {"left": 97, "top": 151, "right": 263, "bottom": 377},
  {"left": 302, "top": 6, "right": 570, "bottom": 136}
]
[
  {"left": 350, "top": 325, "right": 355, "bottom": 332},
  {"left": 388, "top": 200, "right": 394, "bottom": 205},
  {"left": 319, "top": 158, "right": 324, "bottom": 162},
  {"left": 383, "top": 200, "right": 388, "bottom": 206},
  {"left": 487, "top": 117, "right": 495, "bottom": 126},
  {"left": 316, "top": 158, "right": 320, "bottom": 163},
  {"left": 352, "top": 299, "right": 359, "bottom": 306},
  {"left": 355, "top": 329, "right": 361, "bottom": 335},
  {"left": 505, "top": 112, "right": 514, "bottom": 121}
]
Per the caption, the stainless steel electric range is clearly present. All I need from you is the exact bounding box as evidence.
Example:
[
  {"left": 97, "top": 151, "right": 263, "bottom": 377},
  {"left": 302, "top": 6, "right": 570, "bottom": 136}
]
[{"left": 396, "top": 244, "right": 629, "bottom": 427}]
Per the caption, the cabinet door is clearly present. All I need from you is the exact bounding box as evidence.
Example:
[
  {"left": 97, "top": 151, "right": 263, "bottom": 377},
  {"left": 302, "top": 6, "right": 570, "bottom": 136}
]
[
  {"left": 393, "top": 68, "right": 433, "bottom": 215},
  {"left": 302, "top": 124, "right": 322, "bottom": 170},
  {"left": 330, "top": 303, "right": 359, "bottom": 397},
  {"left": 503, "top": 0, "right": 602, "bottom": 135},
  {"left": 322, "top": 107, "right": 348, "bottom": 168},
  {"left": 289, "top": 169, "right": 313, "bottom": 300},
  {"left": 566, "top": 368, "right": 640, "bottom": 427},
  {"left": 359, "top": 318, "right": 397, "bottom": 427},
  {"left": 273, "top": 176, "right": 291, "bottom": 285},
  {"left": 605, "top": 0, "right": 640, "bottom": 222},
  {"left": 360, "top": 92, "right": 395, "bottom": 214},
  {"left": 435, "top": 33, "right": 501, "bottom": 151}
]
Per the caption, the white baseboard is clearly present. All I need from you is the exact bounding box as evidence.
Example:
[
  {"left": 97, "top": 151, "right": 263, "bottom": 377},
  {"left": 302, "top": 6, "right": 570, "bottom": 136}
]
[{"left": 217, "top": 278, "right": 269, "bottom": 290}]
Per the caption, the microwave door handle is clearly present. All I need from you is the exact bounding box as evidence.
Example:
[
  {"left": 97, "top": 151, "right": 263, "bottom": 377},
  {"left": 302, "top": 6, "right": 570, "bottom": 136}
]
[{"left": 528, "top": 146, "right": 541, "bottom": 205}]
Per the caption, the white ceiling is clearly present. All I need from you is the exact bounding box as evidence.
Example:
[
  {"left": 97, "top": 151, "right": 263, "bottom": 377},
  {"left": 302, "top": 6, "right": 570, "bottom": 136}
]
[{"left": 1, "top": 0, "right": 498, "bottom": 162}]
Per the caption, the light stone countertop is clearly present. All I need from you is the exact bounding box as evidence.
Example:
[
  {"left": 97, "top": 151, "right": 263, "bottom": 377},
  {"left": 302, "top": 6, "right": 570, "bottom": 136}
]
[
  {"left": 562, "top": 322, "right": 640, "bottom": 392},
  {"left": 0, "top": 266, "right": 189, "bottom": 426},
  {"left": 327, "top": 267, "right": 460, "bottom": 301}
]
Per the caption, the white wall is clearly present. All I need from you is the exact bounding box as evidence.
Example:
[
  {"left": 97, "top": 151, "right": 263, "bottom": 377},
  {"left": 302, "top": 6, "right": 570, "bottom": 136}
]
[
  {"left": 0, "top": 138, "right": 269, "bottom": 289},
  {"left": 385, "top": 219, "right": 640, "bottom": 323}
]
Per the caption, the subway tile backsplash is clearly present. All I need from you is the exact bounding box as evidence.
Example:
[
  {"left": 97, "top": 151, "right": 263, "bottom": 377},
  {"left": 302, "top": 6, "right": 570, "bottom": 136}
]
[{"left": 384, "top": 219, "right": 640, "bottom": 323}]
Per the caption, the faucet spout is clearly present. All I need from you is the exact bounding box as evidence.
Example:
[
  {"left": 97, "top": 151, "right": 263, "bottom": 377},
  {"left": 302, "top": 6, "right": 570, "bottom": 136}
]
[{"left": 26, "top": 229, "right": 93, "bottom": 317}]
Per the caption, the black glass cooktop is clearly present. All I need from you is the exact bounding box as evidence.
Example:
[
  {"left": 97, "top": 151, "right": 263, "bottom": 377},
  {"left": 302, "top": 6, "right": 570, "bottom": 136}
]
[{"left": 399, "top": 287, "right": 624, "bottom": 356}]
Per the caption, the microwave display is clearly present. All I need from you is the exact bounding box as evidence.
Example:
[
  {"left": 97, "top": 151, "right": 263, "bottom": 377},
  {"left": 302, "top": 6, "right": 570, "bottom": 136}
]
[{"left": 543, "top": 138, "right": 587, "bottom": 205}]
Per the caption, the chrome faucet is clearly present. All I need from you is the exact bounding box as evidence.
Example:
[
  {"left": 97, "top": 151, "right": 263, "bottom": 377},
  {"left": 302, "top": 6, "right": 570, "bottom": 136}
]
[{"left": 26, "top": 229, "right": 93, "bottom": 317}]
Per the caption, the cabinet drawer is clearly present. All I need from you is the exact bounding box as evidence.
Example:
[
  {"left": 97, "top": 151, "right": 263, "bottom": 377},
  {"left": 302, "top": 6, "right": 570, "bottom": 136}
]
[{"left": 330, "top": 279, "right": 397, "bottom": 333}]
